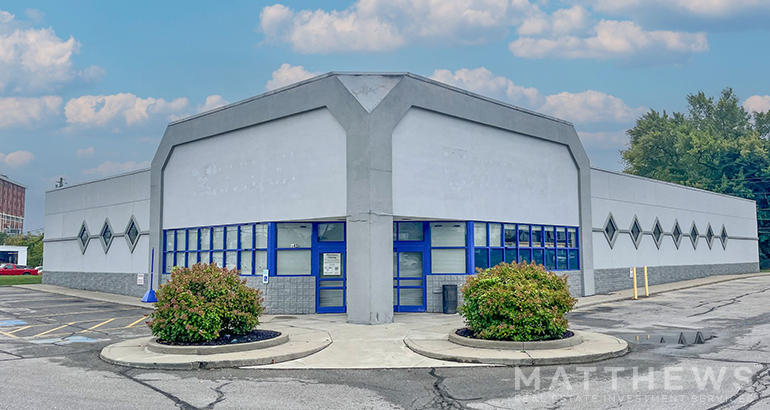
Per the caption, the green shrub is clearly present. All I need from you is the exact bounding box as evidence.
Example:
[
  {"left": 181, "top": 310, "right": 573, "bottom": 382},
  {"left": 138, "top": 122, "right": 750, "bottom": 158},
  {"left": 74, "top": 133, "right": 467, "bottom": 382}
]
[
  {"left": 148, "top": 263, "right": 264, "bottom": 343},
  {"left": 458, "top": 262, "right": 576, "bottom": 341}
]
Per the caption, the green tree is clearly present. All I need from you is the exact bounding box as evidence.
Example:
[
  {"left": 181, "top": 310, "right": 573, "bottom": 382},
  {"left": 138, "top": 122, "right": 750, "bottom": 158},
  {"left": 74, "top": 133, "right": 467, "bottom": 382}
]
[
  {"left": 3, "top": 233, "right": 44, "bottom": 267},
  {"left": 622, "top": 88, "right": 770, "bottom": 266}
]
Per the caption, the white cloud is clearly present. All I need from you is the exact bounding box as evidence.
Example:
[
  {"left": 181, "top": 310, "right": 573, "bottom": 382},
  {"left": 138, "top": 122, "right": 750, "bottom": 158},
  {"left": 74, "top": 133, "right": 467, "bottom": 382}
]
[
  {"left": 0, "top": 9, "right": 102, "bottom": 93},
  {"left": 518, "top": 5, "right": 590, "bottom": 37},
  {"left": 510, "top": 19, "right": 708, "bottom": 62},
  {"left": 259, "top": 0, "right": 530, "bottom": 53},
  {"left": 0, "top": 96, "right": 62, "bottom": 128},
  {"left": 586, "top": 0, "right": 770, "bottom": 19},
  {"left": 76, "top": 147, "right": 94, "bottom": 156},
  {"left": 82, "top": 160, "right": 150, "bottom": 176},
  {"left": 429, "top": 67, "right": 544, "bottom": 107},
  {"left": 63, "top": 93, "right": 189, "bottom": 129},
  {"left": 540, "top": 90, "right": 647, "bottom": 123},
  {"left": 430, "top": 67, "right": 645, "bottom": 124},
  {"left": 196, "top": 95, "right": 229, "bottom": 113},
  {"left": 743, "top": 95, "right": 770, "bottom": 114},
  {"left": 0, "top": 150, "right": 34, "bottom": 168},
  {"left": 168, "top": 95, "right": 231, "bottom": 121},
  {"left": 266, "top": 64, "right": 322, "bottom": 91}
]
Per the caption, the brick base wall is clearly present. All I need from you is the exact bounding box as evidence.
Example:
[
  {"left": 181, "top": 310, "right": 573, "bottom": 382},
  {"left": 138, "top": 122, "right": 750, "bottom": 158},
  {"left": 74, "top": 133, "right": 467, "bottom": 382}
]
[
  {"left": 594, "top": 262, "right": 759, "bottom": 294},
  {"left": 43, "top": 271, "right": 147, "bottom": 298}
]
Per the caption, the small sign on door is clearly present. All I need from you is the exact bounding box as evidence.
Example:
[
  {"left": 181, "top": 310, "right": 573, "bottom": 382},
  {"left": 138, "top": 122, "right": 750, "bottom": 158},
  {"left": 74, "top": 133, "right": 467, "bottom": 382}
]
[
  {"left": 323, "top": 253, "right": 342, "bottom": 276},
  {"left": 137, "top": 273, "right": 145, "bottom": 285}
]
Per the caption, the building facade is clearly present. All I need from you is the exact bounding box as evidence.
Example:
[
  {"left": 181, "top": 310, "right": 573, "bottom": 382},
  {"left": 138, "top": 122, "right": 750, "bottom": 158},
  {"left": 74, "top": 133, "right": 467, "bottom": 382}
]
[
  {"left": 43, "top": 73, "right": 760, "bottom": 324},
  {"left": 0, "top": 174, "right": 25, "bottom": 234}
]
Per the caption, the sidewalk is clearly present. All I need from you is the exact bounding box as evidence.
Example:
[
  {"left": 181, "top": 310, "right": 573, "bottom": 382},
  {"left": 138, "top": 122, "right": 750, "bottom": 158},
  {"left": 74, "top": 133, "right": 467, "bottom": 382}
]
[
  {"left": 574, "top": 272, "right": 770, "bottom": 309},
  {"left": 12, "top": 284, "right": 151, "bottom": 309},
  {"left": 17, "top": 272, "right": 769, "bottom": 311}
]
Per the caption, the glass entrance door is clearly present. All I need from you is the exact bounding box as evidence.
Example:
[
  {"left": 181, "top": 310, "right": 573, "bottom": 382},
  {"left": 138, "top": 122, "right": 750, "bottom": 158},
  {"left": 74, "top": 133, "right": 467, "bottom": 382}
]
[
  {"left": 393, "top": 250, "right": 427, "bottom": 312},
  {"left": 315, "top": 249, "right": 346, "bottom": 313}
]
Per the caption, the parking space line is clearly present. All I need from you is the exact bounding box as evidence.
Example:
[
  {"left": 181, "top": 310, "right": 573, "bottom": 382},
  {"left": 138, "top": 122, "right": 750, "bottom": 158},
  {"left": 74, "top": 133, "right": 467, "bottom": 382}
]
[
  {"left": 124, "top": 316, "right": 149, "bottom": 328},
  {"left": 0, "top": 330, "right": 18, "bottom": 338},
  {"left": 0, "top": 306, "right": 145, "bottom": 320},
  {"left": 33, "top": 323, "right": 75, "bottom": 338},
  {"left": 7, "top": 325, "right": 31, "bottom": 334},
  {"left": 4, "top": 302, "right": 98, "bottom": 310},
  {"left": 78, "top": 318, "right": 115, "bottom": 333}
]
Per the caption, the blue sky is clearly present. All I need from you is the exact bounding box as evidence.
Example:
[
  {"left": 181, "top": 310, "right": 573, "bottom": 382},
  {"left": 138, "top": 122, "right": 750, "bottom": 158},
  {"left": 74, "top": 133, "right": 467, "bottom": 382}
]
[{"left": 2, "top": 0, "right": 770, "bottom": 231}]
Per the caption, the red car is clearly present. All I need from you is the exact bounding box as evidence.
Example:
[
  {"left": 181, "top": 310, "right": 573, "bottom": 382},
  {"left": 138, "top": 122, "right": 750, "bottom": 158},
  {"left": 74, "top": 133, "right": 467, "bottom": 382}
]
[{"left": 0, "top": 263, "right": 40, "bottom": 275}]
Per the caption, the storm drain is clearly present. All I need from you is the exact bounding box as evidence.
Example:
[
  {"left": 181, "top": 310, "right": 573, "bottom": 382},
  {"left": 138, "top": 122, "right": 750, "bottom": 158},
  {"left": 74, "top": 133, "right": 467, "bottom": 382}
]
[{"left": 616, "top": 331, "right": 713, "bottom": 346}]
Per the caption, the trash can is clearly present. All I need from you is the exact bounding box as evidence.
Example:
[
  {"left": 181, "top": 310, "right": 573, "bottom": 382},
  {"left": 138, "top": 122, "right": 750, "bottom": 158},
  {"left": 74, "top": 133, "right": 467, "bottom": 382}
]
[{"left": 442, "top": 284, "right": 458, "bottom": 314}]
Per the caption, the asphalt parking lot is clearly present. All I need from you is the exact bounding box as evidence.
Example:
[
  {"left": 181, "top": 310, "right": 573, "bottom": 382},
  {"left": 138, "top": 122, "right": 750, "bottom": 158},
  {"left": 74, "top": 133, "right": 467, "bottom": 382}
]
[
  {"left": 2, "top": 277, "right": 770, "bottom": 409},
  {"left": 0, "top": 286, "right": 152, "bottom": 357}
]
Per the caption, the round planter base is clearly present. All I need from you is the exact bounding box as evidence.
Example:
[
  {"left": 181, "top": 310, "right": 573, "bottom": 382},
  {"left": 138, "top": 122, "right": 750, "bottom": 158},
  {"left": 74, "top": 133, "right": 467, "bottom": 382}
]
[
  {"left": 147, "top": 331, "right": 289, "bottom": 355},
  {"left": 448, "top": 328, "right": 583, "bottom": 350}
]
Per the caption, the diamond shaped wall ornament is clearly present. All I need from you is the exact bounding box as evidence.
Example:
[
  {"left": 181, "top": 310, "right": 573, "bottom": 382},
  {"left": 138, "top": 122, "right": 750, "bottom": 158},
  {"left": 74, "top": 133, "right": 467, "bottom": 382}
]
[
  {"left": 100, "top": 219, "right": 115, "bottom": 253},
  {"left": 652, "top": 218, "right": 664, "bottom": 249},
  {"left": 124, "top": 215, "right": 141, "bottom": 253},
  {"left": 672, "top": 220, "right": 683, "bottom": 249},
  {"left": 705, "top": 223, "right": 715, "bottom": 249},
  {"left": 630, "top": 216, "right": 643, "bottom": 249},
  {"left": 719, "top": 225, "right": 728, "bottom": 250},
  {"left": 690, "top": 222, "right": 700, "bottom": 249},
  {"left": 603, "top": 213, "right": 619, "bottom": 248},
  {"left": 77, "top": 221, "right": 90, "bottom": 254}
]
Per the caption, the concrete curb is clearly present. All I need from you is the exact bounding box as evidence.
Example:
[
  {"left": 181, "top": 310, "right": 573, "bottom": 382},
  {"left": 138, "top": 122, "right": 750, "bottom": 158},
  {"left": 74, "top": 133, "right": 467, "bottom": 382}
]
[
  {"left": 146, "top": 332, "right": 289, "bottom": 355},
  {"left": 448, "top": 329, "right": 584, "bottom": 350},
  {"left": 100, "top": 325, "right": 331, "bottom": 370},
  {"left": 405, "top": 330, "right": 628, "bottom": 366}
]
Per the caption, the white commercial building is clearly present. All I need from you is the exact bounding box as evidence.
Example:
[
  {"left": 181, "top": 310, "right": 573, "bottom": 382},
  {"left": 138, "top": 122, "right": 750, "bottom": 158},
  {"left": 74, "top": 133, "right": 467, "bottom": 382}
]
[{"left": 43, "top": 73, "right": 759, "bottom": 324}]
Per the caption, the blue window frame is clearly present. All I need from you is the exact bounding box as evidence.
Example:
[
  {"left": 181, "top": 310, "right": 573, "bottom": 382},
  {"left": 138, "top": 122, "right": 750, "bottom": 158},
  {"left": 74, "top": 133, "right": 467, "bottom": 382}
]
[
  {"left": 471, "top": 221, "right": 579, "bottom": 272},
  {"left": 162, "top": 222, "right": 299, "bottom": 276}
]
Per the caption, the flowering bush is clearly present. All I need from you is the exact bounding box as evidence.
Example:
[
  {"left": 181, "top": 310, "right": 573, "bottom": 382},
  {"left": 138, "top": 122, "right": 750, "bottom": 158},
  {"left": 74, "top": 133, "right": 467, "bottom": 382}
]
[
  {"left": 148, "top": 263, "right": 264, "bottom": 343},
  {"left": 458, "top": 262, "right": 576, "bottom": 341}
]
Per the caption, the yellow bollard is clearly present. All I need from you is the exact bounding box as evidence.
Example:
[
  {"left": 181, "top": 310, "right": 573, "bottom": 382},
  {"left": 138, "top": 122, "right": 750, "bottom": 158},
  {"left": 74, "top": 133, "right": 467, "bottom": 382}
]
[
  {"left": 632, "top": 267, "right": 638, "bottom": 300},
  {"left": 644, "top": 266, "right": 650, "bottom": 297}
]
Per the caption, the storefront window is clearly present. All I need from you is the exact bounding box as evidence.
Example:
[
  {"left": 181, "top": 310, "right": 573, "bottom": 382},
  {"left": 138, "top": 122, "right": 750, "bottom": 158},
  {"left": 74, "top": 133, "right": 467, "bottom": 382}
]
[{"left": 430, "top": 223, "right": 466, "bottom": 247}]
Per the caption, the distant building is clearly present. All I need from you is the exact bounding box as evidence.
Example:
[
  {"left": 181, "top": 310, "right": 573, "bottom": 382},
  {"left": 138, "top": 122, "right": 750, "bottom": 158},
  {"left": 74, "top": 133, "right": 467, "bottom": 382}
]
[{"left": 0, "top": 174, "right": 25, "bottom": 235}]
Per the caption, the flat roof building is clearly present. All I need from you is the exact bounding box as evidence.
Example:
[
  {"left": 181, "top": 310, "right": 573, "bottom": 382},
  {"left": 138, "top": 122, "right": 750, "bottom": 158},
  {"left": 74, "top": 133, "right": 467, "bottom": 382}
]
[
  {"left": 0, "top": 174, "right": 25, "bottom": 235},
  {"left": 43, "top": 73, "right": 759, "bottom": 324}
]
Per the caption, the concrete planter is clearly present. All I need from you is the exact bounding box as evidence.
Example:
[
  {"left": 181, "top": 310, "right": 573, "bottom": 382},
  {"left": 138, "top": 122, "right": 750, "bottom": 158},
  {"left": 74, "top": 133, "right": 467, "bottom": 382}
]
[
  {"left": 449, "top": 328, "right": 583, "bottom": 350},
  {"left": 146, "top": 331, "right": 288, "bottom": 355}
]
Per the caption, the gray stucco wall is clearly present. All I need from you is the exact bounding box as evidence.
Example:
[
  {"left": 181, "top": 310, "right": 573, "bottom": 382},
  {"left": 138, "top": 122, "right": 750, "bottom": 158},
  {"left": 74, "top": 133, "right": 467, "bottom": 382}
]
[
  {"left": 591, "top": 168, "right": 759, "bottom": 273},
  {"left": 43, "top": 169, "right": 151, "bottom": 295},
  {"left": 392, "top": 108, "right": 579, "bottom": 226},
  {"left": 161, "top": 108, "right": 347, "bottom": 229}
]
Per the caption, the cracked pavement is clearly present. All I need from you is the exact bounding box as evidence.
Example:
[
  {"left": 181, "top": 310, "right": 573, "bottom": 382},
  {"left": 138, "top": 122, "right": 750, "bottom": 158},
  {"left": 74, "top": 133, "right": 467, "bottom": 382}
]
[{"left": 2, "top": 275, "right": 770, "bottom": 409}]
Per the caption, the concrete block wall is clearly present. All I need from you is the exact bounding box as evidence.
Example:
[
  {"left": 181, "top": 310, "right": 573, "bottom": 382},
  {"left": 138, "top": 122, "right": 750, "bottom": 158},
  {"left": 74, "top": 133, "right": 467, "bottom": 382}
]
[
  {"left": 45, "top": 271, "right": 146, "bottom": 297},
  {"left": 594, "top": 262, "right": 758, "bottom": 294},
  {"left": 160, "top": 274, "right": 316, "bottom": 314}
]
